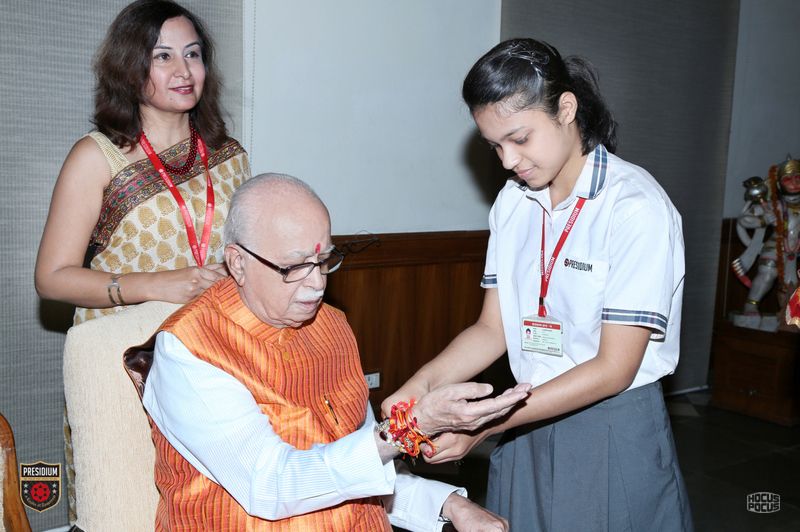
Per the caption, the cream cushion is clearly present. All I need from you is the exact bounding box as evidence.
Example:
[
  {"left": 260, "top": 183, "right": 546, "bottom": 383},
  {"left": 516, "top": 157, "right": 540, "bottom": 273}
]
[{"left": 63, "top": 301, "right": 180, "bottom": 532}]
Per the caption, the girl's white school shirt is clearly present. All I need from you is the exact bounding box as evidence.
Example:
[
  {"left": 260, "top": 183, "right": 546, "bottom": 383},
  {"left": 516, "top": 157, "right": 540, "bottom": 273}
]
[{"left": 482, "top": 144, "right": 685, "bottom": 390}]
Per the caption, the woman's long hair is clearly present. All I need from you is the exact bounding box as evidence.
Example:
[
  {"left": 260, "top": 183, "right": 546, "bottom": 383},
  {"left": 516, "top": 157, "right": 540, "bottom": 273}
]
[
  {"left": 462, "top": 38, "right": 617, "bottom": 155},
  {"left": 92, "top": 0, "right": 228, "bottom": 149}
]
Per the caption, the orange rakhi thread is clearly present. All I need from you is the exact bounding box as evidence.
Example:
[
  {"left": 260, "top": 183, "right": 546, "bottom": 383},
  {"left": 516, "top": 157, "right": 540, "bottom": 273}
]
[{"left": 378, "top": 399, "right": 436, "bottom": 458}]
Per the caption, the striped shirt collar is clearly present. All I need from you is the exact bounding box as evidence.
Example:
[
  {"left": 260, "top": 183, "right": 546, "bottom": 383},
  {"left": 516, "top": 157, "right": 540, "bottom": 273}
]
[
  {"left": 521, "top": 144, "right": 609, "bottom": 206},
  {"left": 574, "top": 144, "right": 609, "bottom": 200}
]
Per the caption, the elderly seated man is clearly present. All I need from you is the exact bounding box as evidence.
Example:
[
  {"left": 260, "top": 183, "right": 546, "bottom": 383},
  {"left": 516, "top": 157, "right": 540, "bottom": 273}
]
[{"left": 125, "top": 173, "right": 530, "bottom": 531}]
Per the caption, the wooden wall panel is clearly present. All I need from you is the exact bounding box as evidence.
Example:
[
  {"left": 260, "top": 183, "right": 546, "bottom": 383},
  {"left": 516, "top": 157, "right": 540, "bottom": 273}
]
[{"left": 326, "top": 231, "right": 513, "bottom": 405}]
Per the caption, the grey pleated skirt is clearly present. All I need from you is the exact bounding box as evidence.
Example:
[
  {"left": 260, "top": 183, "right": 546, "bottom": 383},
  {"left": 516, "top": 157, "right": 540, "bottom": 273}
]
[{"left": 486, "top": 381, "right": 693, "bottom": 531}]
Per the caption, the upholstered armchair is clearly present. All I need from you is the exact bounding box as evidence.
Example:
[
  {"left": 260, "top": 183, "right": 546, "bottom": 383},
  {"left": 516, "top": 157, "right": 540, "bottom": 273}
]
[{"left": 62, "top": 301, "right": 179, "bottom": 531}]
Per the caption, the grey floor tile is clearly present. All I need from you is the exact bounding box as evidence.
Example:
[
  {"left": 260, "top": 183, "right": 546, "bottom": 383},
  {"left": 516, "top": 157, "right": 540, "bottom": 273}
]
[
  {"left": 705, "top": 450, "right": 800, "bottom": 510},
  {"left": 685, "top": 472, "right": 800, "bottom": 532},
  {"left": 687, "top": 391, "right": 713, "bottom": 406},
  {"left": 698, "top": 407, "right": 800, "bottom": 449},
  {"left": 671, "top": 418, "right": 777, "bottom": 473}
]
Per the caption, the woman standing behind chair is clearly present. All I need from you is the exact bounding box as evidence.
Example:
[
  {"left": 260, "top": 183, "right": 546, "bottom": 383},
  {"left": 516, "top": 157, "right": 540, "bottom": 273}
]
[
  {"left": 384, "top": 38, "right": 692, "bottom": 531},
  {"left": 34, "top": 0, "right": 249, "bottom": 521},
  {"left": 35, "top": 0, "right": 249, "bottom": 323}
]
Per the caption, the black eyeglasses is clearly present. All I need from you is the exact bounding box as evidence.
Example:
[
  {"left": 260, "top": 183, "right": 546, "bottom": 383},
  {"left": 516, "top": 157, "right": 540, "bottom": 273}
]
[{"left": 236, "top": 243, "right": 344, "bottom": 283}]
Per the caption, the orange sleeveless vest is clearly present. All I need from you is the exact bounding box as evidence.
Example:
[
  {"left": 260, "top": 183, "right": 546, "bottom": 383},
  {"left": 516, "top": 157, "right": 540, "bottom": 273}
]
[{"left": 144, "top": 278, "right": 391, "bottom": 531}]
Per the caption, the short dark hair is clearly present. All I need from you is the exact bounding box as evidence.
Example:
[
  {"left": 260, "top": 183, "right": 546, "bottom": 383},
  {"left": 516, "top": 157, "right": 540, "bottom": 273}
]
[
  {"left": 462, "top": 38, "right": 617, "bottom": 155},
  {"left": 92, "top": 0, "right": 228, "bottom": 149}
]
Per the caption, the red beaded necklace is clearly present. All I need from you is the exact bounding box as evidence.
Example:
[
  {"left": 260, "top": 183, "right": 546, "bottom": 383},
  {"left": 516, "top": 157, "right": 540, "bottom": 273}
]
[{"left": 158, "top": 126, "right": 199, "bottom": 176}]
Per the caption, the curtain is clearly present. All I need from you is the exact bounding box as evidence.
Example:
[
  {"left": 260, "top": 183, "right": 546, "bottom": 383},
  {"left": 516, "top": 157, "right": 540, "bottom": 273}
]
[{"left": 0, "top": 1, "right": 242, "bottom": 528}]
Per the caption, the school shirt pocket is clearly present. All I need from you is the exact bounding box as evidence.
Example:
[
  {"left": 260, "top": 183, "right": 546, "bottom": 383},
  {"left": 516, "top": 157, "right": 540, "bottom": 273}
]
[{"left": 556, "top": 258, "right": 609, "bottom": 325}]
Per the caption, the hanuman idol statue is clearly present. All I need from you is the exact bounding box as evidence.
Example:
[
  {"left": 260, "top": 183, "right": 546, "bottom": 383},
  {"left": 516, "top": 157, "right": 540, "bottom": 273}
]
[{"left": 732, "top": 155, "right": 800, "bottom": 331}]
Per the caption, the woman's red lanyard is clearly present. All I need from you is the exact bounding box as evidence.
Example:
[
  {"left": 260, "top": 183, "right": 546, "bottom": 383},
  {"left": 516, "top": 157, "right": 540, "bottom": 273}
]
[
  {"left": 139, "top": 131, "right": 215, "bottom": 266},
  {"left": 538, "top": 198, "right": 586, "bottom": 317}
]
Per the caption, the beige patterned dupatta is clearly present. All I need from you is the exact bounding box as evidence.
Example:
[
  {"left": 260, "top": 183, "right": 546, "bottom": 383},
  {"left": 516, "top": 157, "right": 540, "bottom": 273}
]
[{"left": 73, "top": 131, "right": 250, "bottom": 324}]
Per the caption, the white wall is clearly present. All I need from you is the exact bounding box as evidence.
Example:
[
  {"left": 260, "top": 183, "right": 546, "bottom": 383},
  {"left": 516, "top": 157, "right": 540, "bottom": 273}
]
[
  {"left": 243, "top": 0, "right": 501, "bottom": 234},
  {"left": 723, "top": 0, "right": 800, "bottom": 218}
]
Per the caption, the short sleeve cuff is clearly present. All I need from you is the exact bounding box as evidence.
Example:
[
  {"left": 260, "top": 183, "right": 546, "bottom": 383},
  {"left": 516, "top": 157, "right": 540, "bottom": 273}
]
[
  {"left": 601, "top": 308, "right": 667, "bottom": 340},
  {"left": 481, "top": 274, "right": 497, "bottom": 288}
]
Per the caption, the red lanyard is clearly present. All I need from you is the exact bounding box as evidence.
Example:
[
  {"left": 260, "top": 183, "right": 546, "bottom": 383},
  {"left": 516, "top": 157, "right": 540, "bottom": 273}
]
[
  {"left": 538, "top": 198, "right": 586, "bottom": 317},
  {"left": 139, "top": 131, "right": 215, "bottom": 266}
]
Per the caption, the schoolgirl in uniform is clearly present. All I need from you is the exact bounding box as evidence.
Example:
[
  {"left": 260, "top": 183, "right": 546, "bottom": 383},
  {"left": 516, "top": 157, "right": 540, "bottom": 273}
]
[{"left": 385, "top": 38, "right": 693, "bottom": 531}]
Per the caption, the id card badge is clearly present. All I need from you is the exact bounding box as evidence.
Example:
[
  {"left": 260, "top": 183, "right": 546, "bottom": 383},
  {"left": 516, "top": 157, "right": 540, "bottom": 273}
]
[{"left": 521, "top": 316, "right": 563, "bottom": 356}]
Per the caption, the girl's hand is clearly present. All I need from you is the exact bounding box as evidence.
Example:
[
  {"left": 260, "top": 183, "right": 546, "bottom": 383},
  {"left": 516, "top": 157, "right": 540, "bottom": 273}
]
[
  {"left": 423, "top": 430, "right": 490, "bottom": 464},
  {"left": 412, "top": 382, "right": 530, "bottom": 435}
]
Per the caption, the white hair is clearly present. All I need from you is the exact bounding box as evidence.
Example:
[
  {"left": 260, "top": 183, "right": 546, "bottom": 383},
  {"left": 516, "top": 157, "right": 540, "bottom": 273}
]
[{"left": 223, "top": 172, "right": 324, "bottom": 247}]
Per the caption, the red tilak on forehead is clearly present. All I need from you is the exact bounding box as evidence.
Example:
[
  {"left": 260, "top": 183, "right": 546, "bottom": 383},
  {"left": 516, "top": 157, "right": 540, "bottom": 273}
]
[{"left": 315, "top": 242, "right": 321, "bottom": 254}]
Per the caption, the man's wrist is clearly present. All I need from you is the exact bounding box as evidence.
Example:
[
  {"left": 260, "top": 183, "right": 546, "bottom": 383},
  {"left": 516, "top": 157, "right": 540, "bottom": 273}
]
[
  {"left": 376, "top": 418, "right": 404, "bottom": 452},
  {"left": 378, "top": 399, "right": 436, "bottom": 458},
  {"left": 440, "top": 491, "right": 465, "bottom": 522}
]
